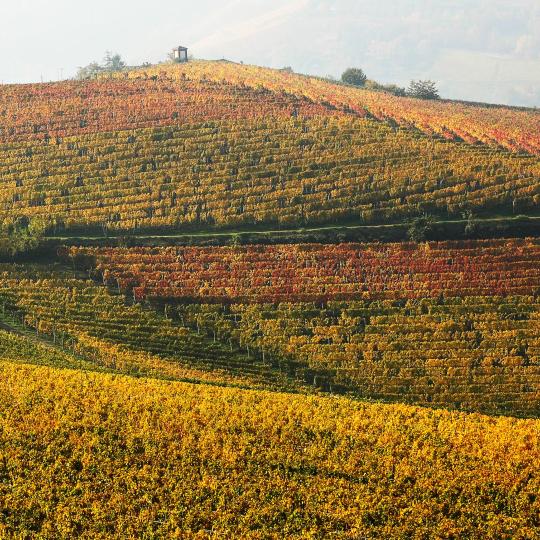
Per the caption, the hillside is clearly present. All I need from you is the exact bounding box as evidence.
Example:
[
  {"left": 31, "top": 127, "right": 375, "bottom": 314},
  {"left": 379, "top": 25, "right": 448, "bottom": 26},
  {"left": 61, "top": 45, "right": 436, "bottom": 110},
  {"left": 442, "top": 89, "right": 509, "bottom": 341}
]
[
  {"left": 1, "top": 58, "right": 540, "bottom": 537},
  {"left": 0, "top": 361, "right": 538, "bottom": 538},
  {"left": 0, "top": 61, "right": 539, "bottom": 415},
  {"left": 135, "top": 61, "right": 540, "bottom": 154},
  {"left": 0, "top": 263, "right": 304, "bottom": 391},
  {"left": 65, "top": 238, "right": 540, "bottom": 417},
  {"left": 0, "top": 61, "right": 539, "bottom": 236}
]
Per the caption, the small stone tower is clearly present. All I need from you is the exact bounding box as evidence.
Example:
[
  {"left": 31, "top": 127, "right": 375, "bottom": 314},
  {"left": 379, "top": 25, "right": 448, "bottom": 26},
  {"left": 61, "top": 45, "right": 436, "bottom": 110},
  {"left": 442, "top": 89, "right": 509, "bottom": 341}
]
[{"left": 172, "top": 46, "right": 189, "bottom": 63}]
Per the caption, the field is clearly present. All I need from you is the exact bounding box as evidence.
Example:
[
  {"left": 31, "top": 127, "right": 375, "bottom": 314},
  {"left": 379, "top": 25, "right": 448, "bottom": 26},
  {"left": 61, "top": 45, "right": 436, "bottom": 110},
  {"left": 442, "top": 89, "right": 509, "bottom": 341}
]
[
  {"left": 1, "top": 62, "right": 539, "bottom": 234},
  {"left": 0, "top": 362, "right": 539, "bottom": 539},
  {"left": 0, "top": 59, "right": 539, "bottom": 537}
]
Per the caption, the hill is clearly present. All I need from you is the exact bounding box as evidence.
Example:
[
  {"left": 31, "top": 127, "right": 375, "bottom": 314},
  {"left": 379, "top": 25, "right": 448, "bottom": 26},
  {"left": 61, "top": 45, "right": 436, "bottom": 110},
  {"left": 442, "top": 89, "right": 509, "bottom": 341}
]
[
  {"left": 0, "top": 61, "right": 539, "bottom": 236},
  {"left": 1, "top": 59, "right": 540, "bottom": 537},
  {"left": 0, "top": 263, "right": 304, "bottom": 391},
  {"left": 0, "top": 61, "right": 539, "bottom": 417}
]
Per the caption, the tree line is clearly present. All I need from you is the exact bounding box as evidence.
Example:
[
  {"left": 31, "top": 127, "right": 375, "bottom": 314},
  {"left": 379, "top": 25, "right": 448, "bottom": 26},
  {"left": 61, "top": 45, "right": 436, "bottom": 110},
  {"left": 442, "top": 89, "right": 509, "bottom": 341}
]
[{"left": 340, "top": 67, "right": 440, "bottom": 99}]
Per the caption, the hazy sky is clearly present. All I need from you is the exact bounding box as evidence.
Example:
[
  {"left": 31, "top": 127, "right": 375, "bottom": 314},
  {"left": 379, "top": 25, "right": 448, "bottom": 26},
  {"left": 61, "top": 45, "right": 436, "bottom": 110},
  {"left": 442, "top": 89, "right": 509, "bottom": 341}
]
[{"left": 1, "top": 0, "right": 539, "bottom": 107}]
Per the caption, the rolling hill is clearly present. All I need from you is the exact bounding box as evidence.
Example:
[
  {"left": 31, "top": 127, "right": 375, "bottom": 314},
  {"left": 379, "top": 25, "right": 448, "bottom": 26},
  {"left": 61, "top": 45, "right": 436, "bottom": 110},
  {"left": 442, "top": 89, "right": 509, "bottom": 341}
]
[
  {"left": 0, "top": 61, "right": 539, "bottom": 236},
  {"left": 0, "top": 60, "right": 539, "bottom": 537}
]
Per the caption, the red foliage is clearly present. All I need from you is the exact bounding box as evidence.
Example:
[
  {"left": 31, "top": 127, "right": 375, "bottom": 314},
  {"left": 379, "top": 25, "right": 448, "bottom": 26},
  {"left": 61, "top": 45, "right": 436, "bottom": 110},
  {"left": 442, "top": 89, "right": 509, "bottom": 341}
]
[{"left": 70, "top": 238, "right": 540, "bottom": 303}]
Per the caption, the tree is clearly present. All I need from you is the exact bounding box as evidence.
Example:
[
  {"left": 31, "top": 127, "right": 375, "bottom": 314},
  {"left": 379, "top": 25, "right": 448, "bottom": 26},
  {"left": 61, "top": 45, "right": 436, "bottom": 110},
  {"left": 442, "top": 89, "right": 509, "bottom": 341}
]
[
  {"left": 76, "top": 52, "right": 126, "bottom": 80},
  {"left": 381, "top": 83, "right": 406, "bottom": 97},
  {"left": 407, "top": 80, "right": 440, "bottom": 100},
  {"left": 462, "top": 210, "right": 479, "bottom": 238},
  {"left": 341, "top": 68, "right": 367, "bottom": 87},
  {"left": 407, "top": 215, "right": 434, "bottom": 242},
  {"left": 76, "top": 62, "right": 103, "bottom": 80},
  {"left": 103, "top": 51, "right": 126, "bottom": 71},
  {"left": 230, "top": 233, "right": 242, "bottom": 247},
  {"left": 0, "top": 217, "right": 48, "bottom": 258}
]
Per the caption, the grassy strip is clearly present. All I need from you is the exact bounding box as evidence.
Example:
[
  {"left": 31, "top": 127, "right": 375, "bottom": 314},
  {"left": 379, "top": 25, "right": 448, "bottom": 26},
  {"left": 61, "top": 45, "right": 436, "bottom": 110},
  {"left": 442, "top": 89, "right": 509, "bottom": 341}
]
[{"left": 43, "top": 214, "right": 540, "bottom": 248}]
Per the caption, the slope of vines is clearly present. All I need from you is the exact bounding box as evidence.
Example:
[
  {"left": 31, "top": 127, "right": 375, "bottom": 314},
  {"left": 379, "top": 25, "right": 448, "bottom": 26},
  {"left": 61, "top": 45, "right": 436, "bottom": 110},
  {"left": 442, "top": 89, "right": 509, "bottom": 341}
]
[
  {"left": 135, "top": 60, "right": 540, "bottom": 155},
  {"left": 176, "top": 299, "right": 540, "bottom": 416},
  {"left": 69, "top": 239, "right": 540, "bottom": 416},
  {"left": 0, "top": 116, "right": 538, "bottom": 232},
  {"left": 0, "top": 77, "right": 331, "bottom": 143},
  {"left": 0, "top": 61, "right": 538, "bottom": 235},
  {"left": 2, "top": 56, "right": 540, "bottom": 540},
  {"left": 0, "top": 361, "right": 538, "bottom": 538},
  {"left": 0, "top": 264, "right": 299, "bottom": 390}
]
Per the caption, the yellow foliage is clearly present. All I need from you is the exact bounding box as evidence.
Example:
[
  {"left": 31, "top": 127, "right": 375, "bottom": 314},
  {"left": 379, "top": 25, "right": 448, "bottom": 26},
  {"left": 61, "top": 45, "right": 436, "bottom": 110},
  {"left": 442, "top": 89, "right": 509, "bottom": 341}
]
[{"left": 0, "top": 361, "right": 538, "bottom": 538}]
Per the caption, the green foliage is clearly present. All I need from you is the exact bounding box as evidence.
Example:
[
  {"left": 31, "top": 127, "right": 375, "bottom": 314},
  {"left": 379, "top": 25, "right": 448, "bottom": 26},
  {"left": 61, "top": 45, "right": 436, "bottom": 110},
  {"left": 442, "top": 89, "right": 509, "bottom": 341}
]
[
  {"left": 75, "top": 62, "right": 103, "bottom": 80},
  {"left": 0, "top": 329, "right": 86, "bottom": 371},
  {"left": 365, "top": 80, "right": 407, "bottom": 97},
  {"left": 407, "top": 80, "right": 440, "bottom": 100},
  {"left": 341, "top": 68, "right": 367, "bottom": 87},
  {"left": 103, "top": 51, "right": 126, "bottom": 71},
  {"left": 407, "top": 214, "right": 434, "bottom": 242},
  {"left": 230, "top": 233, "right": 242, "bottom": 247},
  {"left": 0, "top": 217, "right": 48, "bottom": 257},
  {"left": 76, "top": 51, "right": 126, "bottom": 80}
]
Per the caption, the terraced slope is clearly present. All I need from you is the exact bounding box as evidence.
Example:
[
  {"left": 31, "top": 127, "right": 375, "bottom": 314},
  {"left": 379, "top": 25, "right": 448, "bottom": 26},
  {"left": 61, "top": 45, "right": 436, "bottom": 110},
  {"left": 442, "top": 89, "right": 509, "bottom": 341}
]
[
  {"left": 176, "top": 299, "right": 540, "bottom": 416},
  {"left": 70, "top": 238, "right": 540, "bottom": 303},
  {"left": 70, "top": 240, "right": 540, "bottom": 416},
  {"left": 2, "top": 117, "right": 538, "bottom": 233},
  {"left": 2, "top": 58, "right": 540, "bottom": 540},
  {"left": 0, "top": 77, "right": 331, "bottom": 142},
  {"left": 0, "top": 61, "right": 538, "bottom": 235},
  {"left": 0, "top": 327, "right": 91, "bottom": 370}
]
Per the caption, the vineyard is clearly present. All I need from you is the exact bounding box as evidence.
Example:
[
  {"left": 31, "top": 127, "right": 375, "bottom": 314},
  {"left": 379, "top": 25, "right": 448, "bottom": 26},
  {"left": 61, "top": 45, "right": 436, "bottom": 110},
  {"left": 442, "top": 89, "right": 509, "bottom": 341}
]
[
  {"left": 0, "top": 361, "right": 538, "bottom": 538},
  {"left": 174, "top": 298, "right": 540, "bottom": 416},
  {"left": 0, "top": 77, "right": 332, "bottom": 142},
  {"left": 0, "top": 327, "right": 94, "bottom": 371},
  {"left": 0, "top": 264, "right": 302, "bottom": 390},
  {"left": 131, "top": 61, "right": 540, "bottom": 155},
  {"left": 1, "top": 58, "right": 540, "bottom": 537},
  {"left": 69, "top": 238, "right": 540, "bottom": 303},
  {"left": 66, "top": 239, "right": 540, "bottom": 416},
  {"left": 1, "top": 116, "right": 538, "bottom": 234},
  {"left": 0, "top": 62, "right": 538, "bottom": 234}
]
